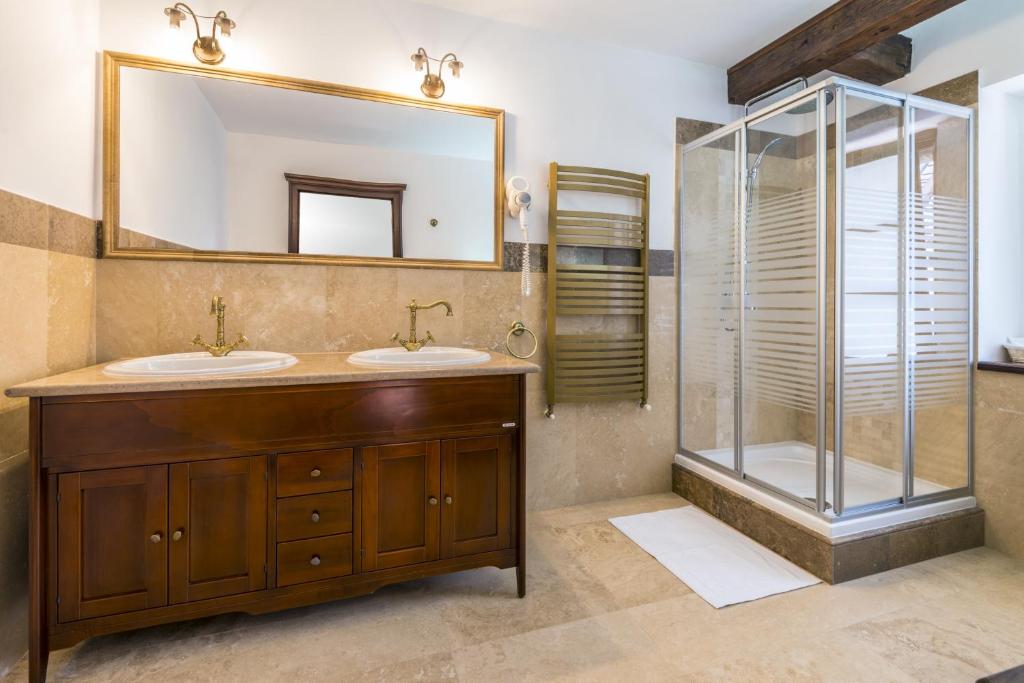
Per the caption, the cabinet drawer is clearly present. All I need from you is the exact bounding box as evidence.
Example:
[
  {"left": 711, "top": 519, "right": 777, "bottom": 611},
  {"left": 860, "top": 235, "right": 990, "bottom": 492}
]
[
  {"left": 277, "top": 491, "right": 352, "bottom": 542},
  {"left": 277, "top": 534, "right": 353, "bottom": 587},
  {"left": 277, "top": 448, "right": 352, "bottom": 497}
]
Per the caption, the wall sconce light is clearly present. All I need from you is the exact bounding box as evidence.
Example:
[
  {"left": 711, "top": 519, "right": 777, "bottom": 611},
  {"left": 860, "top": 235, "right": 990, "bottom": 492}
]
[
  {"left": 164, "top": 3, "right": 236, "bottom": 65},
  {"left": 410, "top": 47, "right": 464, "bottom": 99}
]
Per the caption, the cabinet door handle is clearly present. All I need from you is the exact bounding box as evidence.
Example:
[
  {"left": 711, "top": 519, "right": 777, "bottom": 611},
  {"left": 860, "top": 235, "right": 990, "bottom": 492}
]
[
  {"left": 149, "top": 532, "right": 163, "bottom": 544},
  {"left": 310, "top": 467, "right": 322, "bottom": 478},
  {"left": 309, "top": 555, "right": 321, "bottom": 567},
  {"left": 310, "top": 511, "right": 320, "bottom": 523},
  {"left": 172, "top": 529, "right": 184, "bottom": 541},
  {"left": 445, "top": 495, "right": 453, "bottom": 505},
  {"left": 428, "top": 496, "right": 438, "bottom": 506}
]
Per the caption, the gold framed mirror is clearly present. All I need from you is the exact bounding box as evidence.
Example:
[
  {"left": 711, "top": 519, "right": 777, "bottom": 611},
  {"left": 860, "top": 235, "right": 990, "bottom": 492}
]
[{"left": 102, "top": 51, "right": 505, "bottom": 270}]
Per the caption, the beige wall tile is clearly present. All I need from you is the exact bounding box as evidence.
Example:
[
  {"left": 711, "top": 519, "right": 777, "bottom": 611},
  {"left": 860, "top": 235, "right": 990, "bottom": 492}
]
[
  {"left": 974, "top": 370, "right": 1024, "bottom": 562},
  {"left": 0, "top": 189, "right": 48, "bottom": 251},
  {"left": 48, "top": 207, "right": 96, "bottom": 258},
  {"left": 0, "top": 452, "right": 28, "bottom": 676},
  {"left": 0, "top": 404, "right": 28, "bottom": 462},
  {"left": 0, "top": 243, "right": 49, "bottom": 412},
  {"left": 325, "top": 266, "right": 398, "bottom": 351},
  {"left": 47, "top": 252, "right": 96, "bottom": 375}
]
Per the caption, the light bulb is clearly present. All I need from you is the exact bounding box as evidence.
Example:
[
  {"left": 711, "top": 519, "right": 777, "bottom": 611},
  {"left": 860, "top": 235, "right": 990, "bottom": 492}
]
[
  {"left": 449, "top": 60, "right": 463, "bottom": 78},
  {"left": 216, "top": 15, "right": 235, "bottom": 38},
  {"left": 164, "top": 6, "right": 185, "bottom": 29}
]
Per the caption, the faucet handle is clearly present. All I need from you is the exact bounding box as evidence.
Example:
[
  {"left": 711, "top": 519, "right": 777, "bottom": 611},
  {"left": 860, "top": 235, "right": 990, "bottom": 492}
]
[
  {"left": 424, "top": 331, "right": 435, "bottom": 345},
  {"left": 192, "top": 334, "right": 212, "bottom": 353}
]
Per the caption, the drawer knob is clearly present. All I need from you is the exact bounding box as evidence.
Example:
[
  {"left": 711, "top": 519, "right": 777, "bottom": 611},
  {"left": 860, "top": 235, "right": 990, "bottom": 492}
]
[
  {"left": 310, "top": 555, "right": 321, "bottom": 567},
  {"left": 172, "top": 529, "right": 184, "bottom": 541},
  {"left": 445, "top": 495, "right": 453, "bottom": 505},
  {"left": 150, "top": 532, "right": 163, "bottom": 544},
  {"left": 428, "top": 496, "right": 438, "bottom": 506},
  {"left": 310, "top": 467, "right": 322, "bottom": 478},
  {"left": 310, "top": 511, "right": 320, "bottom": 523}
]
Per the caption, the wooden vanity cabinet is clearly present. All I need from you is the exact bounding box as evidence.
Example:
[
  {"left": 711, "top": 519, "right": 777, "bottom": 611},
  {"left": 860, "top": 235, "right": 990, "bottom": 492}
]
[
  {"left": 441, "top": 435, "right": 512, "bottom": 559},
  {"left": 168, "top": 456, "right": 268, "bottom": 603},
  {"left": 28, "top": 373, "right": 528, "bottom": 682},
  {"left": 56, "top": 456, "right": 268, "bottom": 622},
  {"left": 360, "top": 435, "right": 512, "bottom": 571},
  {"left": 55, "top": 466, "right": 168, "bottom": 622}
]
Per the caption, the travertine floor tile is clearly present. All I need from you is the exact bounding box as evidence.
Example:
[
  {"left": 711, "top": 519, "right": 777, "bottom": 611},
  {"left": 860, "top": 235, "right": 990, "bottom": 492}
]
[
  {"left": 450, "top": 610, "right": 683, "bottom": 682},
  {"left": 6, "top": 495, "right": 1024, "bottom": 683}
]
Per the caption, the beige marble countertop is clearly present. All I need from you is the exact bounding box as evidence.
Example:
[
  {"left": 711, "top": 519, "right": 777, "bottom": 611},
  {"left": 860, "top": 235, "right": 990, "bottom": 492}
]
[{"left": 6, "top": 351, "right": 539, "bottom": 398}]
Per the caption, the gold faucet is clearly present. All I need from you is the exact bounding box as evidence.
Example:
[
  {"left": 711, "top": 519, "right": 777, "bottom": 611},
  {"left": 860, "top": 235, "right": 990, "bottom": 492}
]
[
  {"left": 192, "top": 296, "right": 248, "bottom": 357},
  {"left": 391, "top": 299, "right": 453, "bottom": 351}
]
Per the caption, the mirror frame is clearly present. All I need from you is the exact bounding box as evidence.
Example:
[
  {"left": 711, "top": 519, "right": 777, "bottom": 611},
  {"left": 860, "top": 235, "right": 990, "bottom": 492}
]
[{"left": 102, "top": 51, "right": 505, "bottom": 270}]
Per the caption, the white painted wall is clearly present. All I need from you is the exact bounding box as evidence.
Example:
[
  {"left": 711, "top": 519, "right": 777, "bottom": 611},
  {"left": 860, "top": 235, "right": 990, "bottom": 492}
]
[
  {"left": 889, "top": 0, "right": 1024, "bottom": 361},
  {"left": 224, "top": 132, "right": 493, "bottom": 259},
  {"left": 894, "top": 0, "right": 1024, "bottom": 92},
  {"left": 978, "top": 82, "right": 1024, "bottom": 360},
  {"left": 119, "top": 68, "right": 227, "bottom": 249},
  {"left": 98, "top": 0, "right": 736, "bottom": 250},
  {"left": 0, "top": 0, "right": 99, "bottom": 216}
]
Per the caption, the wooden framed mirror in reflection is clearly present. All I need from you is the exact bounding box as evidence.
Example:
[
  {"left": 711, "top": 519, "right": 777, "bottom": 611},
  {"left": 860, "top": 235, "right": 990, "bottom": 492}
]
[{"left": 102, "top": 51, "right": 505, "bottom": 270}]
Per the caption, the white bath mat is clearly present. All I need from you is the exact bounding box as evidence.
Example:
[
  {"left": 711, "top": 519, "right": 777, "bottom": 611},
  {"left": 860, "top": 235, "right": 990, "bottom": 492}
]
[{"left": 609, "top": 506, "right": 820, "bottom": 608}]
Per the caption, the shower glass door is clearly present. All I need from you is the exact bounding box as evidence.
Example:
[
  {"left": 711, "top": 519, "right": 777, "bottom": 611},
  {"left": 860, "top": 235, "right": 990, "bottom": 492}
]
[
  {"left": 741, "top": 95, "right": 824, "bottom": 506},
  {"left": 907, "top": 105, "right": 972, "bottom": 498},
  {"left": 838, "top": 91, "right": 907, "bottom": 512},
  {"left": 680, "top": 130, "right": 739, "bottom": 471}
]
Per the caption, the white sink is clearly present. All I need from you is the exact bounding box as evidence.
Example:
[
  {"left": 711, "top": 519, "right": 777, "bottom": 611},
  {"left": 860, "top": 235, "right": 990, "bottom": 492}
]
[
  {"left": 103, "top": 351, "right": 298, "bottom": 377},
  {"left": 347, "top": 347, "right": 490, "bottom": 368}
]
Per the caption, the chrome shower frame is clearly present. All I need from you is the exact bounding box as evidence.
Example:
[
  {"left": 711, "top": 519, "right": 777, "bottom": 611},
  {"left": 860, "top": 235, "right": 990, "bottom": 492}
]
[{"left": 677, "top": 76, "right": 976, "bottom": 522}]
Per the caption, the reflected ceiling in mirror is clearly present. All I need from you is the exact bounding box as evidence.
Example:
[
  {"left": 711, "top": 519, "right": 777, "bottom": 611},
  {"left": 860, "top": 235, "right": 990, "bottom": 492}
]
[{"left": 103, "top": 52, "right": 504, "bottom": 269}]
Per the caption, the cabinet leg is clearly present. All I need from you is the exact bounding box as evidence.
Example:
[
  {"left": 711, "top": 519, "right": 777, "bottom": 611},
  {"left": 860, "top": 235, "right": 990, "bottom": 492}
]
[
  {"left": 28, "top": 637, "right": 49, "bottom": 683},
  {"left": 28, "top": 399, "right": 49, "bottom": 682},
  {"left": 516, "top": 562, "right": 526, "bottom": 598}
]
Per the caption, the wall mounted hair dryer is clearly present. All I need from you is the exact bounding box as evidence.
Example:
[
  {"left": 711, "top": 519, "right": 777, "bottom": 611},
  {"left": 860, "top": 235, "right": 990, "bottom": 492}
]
[{"left": 506, "top": 176, "right": 532, "bottom": 296}]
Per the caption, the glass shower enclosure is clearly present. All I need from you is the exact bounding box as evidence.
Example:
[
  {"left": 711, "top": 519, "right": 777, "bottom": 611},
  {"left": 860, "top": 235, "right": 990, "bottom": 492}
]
[{"left": 678, "top": 77, "right": 974, "bottom": 520}]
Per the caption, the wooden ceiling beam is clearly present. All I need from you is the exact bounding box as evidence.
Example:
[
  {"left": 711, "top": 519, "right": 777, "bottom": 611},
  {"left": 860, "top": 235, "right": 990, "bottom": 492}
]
[
  {"left": 727, "top": 0, "right": 966, "bottom": 105},
  {"left": 831, "top": 34, "right": 913, "bottom": 85}
]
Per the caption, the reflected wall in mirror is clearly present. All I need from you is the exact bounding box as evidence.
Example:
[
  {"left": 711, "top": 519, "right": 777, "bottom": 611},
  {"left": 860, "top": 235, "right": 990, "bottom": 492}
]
[{"left": 104, "top": 52, "right": 504, "bottom": 269}]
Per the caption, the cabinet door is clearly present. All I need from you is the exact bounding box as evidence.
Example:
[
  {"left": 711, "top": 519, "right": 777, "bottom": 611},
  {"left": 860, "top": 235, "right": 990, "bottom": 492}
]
[
  {"left": 168, "top": 456, "right": 267, "bottom": 603},
  {"left": 361, "top": 441, "right": 440, "bottom": 571},
  {"left": 57, "top": 466, "right": 168, "bottom": 622},
  {"left": 441, "top": 435, "right": 511, "bottom": 559}
]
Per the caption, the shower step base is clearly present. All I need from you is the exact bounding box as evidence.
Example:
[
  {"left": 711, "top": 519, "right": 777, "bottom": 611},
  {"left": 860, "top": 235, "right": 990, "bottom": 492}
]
[{"left": 671, "top": 463, "right": 985, "bottom": 584}]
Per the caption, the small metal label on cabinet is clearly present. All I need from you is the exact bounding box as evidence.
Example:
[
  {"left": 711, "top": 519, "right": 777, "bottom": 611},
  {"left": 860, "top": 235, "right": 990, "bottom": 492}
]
[{"left": 502, "top": 422, "right": 516, "bottom": 428}]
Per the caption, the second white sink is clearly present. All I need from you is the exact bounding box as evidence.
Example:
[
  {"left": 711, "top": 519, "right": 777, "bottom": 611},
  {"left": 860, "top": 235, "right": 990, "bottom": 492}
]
[
  {"left": 104, "top": 351, "right": 298, "bottom": 377},
  {"left": 347, "top": 347, "right": 490, "bottom": 368}
]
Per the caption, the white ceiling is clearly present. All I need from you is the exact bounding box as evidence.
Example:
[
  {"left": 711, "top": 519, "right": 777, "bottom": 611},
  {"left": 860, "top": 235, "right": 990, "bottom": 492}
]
[{"left": 411, "top": 0, "right": 836, "bottom": 67}]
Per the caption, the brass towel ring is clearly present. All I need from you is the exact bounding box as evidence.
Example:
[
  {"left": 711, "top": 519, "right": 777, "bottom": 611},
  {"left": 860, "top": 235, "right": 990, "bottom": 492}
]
[{"left": 506, "top": 321, "right": 538, "bottom": 359}]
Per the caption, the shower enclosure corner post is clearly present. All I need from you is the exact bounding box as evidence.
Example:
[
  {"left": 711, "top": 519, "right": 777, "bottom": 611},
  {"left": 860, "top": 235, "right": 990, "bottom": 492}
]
[
  {"left": 676, "top": 144, "right": 685, "bottom": 454},
  {"left": 832, "top": 86, "right": 847, "bottom": 517},
  {"left": 735, "top": 129, "right": 748, "bottom": 476},
  {"left": 901, "top": 101, "right": 916, "bottom": 504},
  {"left": 967, "top": 108, "right": 977, "bottom": 496},
  {"left": 815, "top": 87, "right": 830, "bottom": 515}
]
